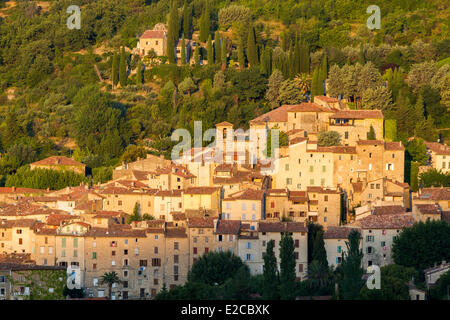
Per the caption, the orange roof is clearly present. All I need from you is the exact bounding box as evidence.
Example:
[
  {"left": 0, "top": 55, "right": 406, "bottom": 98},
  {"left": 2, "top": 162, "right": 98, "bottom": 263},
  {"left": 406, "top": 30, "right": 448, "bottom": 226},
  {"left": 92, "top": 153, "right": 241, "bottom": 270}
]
[
  {"left": 184, "top": 187, "right": 220, "bottom": 195},
  {"left": 425, "top": 142, "right": 450, "bottom": 155},
  {"left": 359, "top": 214, "right": 414, "bottom": 229},
  {"left": 0, "top": 187, "right": 48, "bottom": 194},
  {"left": 385, "top": 141, "right": 404, "bottom": 151},
  {"left": 315, "top": 96, "right": 339, "bottom": 103},
  {"left": 286, "top": 102, "right": 332, "bottom": 113},
  {"left": 140, "top": 30, "right": 166, "bottom": 39},
  {"left": 31, "top": 156, "right": 84, "bottom": 167},
  {"left": 216, "top": 121, "right": 233, "bottom": 127},
  {"left": 250, "top": 105, "right": 293, "bottom": 123},
  {"left": 259, "top": 221, "right": 307, "bottom": 233}
]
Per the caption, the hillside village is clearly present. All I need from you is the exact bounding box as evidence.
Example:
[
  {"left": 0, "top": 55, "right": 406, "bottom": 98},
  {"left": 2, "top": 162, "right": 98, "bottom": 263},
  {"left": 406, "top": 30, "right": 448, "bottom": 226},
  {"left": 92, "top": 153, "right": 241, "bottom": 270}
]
[
  {"left": 0, "top": 0, "right": 449, "bottom": 302},
  {"left": 0, "top": 93, "right": 449, "bottom": 300}
]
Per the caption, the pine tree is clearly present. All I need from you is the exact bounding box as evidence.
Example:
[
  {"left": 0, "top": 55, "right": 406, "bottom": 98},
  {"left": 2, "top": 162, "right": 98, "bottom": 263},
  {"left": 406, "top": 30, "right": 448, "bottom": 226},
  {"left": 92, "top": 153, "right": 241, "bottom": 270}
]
[
  {"left": 237, "top": 37, "right": 245, "bottom": 70},
  {"left": 180, "top": 35, "right": 186, "bottom": 64},
  {"left": 214, "top": 31, "right": 221, "bottom": 65},
  {"left": 119, "top": 47, "right": 127, "bottom": 87},
  {"left": 263, "top": 240, "right": 279, "bottom": 300},
  {"left": 246, "top": 26, "right": 258, "bottom": 67},
  {"left": 221, "top": 37, "right": 227, "bottom": 69},
  {"left": 112, "top": 53, "right": 119, "bottom": 88},
  {"left": 266, "top": 69, "right": 284, "bottom": 109},
  {"left": 413, "top": 94, "right": 425, "bottom": 123},
  {"left": 136, "top": 61, "right": 143, "bottom": 85},
  {"left": 182, "top": 0, "right": 191, "bottom": 39},
  {"left": 279, "top": 232, "right": 296, "bottom": 300}
]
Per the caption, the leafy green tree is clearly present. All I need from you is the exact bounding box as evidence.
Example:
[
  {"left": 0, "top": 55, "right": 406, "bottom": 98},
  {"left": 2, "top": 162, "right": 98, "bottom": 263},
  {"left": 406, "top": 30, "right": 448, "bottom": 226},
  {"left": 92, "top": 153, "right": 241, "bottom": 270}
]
[
  {"left": 263, "top": 240, "right": 279, "bottom": 300},
  {"left": 121, "top": 145, "right": 147, "bottom": 164},
  {"left": 318, "top": 131, "right": 341, "bottom": 146},
  {"left": 362, "top": 86, "right": 392, "bottom": 111},
  {"left": 406, "top": 138, "right": 428, "bottom": 165},
  {"left": 359, "top": 265, "right": 418, "bottom": 300},
  {"left": 188, "top": 251, "right": 247, "bottom": 286},
  {"left": 128, "top": 202, "right": 142, "bottom": 223},
  {"left": 339, "top": 229, "right": 364, "bottom": 300},
  {"left": 428, "top": 270, "right": 450, "bottom": 300},
  {"left": 92, "top": 166, "right": 113, "bottom": 184},
  {"left": 218, "top": 4, "right": 252, "bottom": 30},
  {"left": 266, "top": 69, "right": 284, "bottom": 109},
  {"left": 392, "top": 220, "right": 450, "bottom": 271},
  {"left": 231, "top": 68, "right": 267, "bottom": 102},
  {"left": 278, "top": 79, "right": 304, "bottom": 105},
  {"left": 279, "top": 232, "right": 296, "bottom": 300},
  {"left": 419, "top": 169, "right": 450, "bottom": 188},
  {"left": 119, "top": 47, "right": 127, "bottom": 87},
  {"left": 384, "top": 119, "right": 398, "bottom": 142},
  {"left": 2, "top": 109, "right": 25, "bottom": 149},
  {"left": 220, "top": 265, "right": 252, "bottom": 300},
  {"left": 178, "top": 77, "right": 196, "bottom": 96},
  {"left": 100, "top": 272, "right": 122, "bottom": 300},
  {"left": 406, "top": 61, "right": 438, "bottom": 93}
]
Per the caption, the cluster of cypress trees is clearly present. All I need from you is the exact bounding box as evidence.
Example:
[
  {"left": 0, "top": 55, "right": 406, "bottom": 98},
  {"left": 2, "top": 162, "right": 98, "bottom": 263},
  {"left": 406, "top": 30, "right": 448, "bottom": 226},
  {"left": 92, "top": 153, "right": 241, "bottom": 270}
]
[{"left": 111, "top": 47, "right": 128, "bottom": 88}]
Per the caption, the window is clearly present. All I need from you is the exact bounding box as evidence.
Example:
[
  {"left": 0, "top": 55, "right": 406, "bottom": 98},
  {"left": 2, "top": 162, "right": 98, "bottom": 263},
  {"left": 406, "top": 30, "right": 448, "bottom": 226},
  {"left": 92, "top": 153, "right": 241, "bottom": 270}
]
[
  {"left": 241, "top": 203, "right": 246, "bottom": 211},
  {"left": 242, "top": 214, "right": 246, "bottom": 220},
  {"left": 381, "top": 241, "right": 386, "bottom": 247},
  {"left": 336, "top": 257, "right": 342, "bottom": 264},
  {"left": 376, "top": 184, "right": 380, "bottom": 189},
  {"left": 295, "top": 239, "right": 299, "bottom": 248},
  {"left": 118, "top": 200, "right": 122, "bottom": 206},
  {"left": 123, "top": 259, "right": 129, "bottom": 266},
  {"left": 298, "top": 264, "right": 303, "bottom": 272},
  {"left": 246, "top": 242, "right": 251, "bottom": 249},
  {"left": 93, "top": 278, "right": 98, "bottom": 286},
  {"left": 309, "top": 166, "right": 314, "bottom": 172},
  {"left": 324, "top": 195, "right": 328, "bottom": 201},
  {"left": 205, "top": 247, "right": 209, "bottom": 254},
  {"left": 366, "top": 235, "right": 374, "bottom": 242},
  {"left": 93, "top": 263, "right": 97, "bottom": 270},
  {"left": 40, "top": 246, "right": 45, "bottom": 254},
  {"left": 140, "top": 259, "right": 147, "bottom": 267},
  {"left": 154, "top": 235, "right": 159, "bottom": 240},
  {"left": 49, "top": 246, "right": 53, "bottom": 254},
  {"left": 345, "top": 132, "right": 349, "bottom": 139},
  {"left": 294, "top": 252, "right": 299, "bottom": 260},
  {"left": 151, "top": 258, "right": 161, "bottom": 267},
  {"left": 124, "top": 249, "right": 128, "bottom": 255},
  {"left": 252, "top": 214, "right": 256, "bottom": 220},
  {"left": 286, "top": 178, "right": 292, "bottom": 185},
  {"left": 112, "top": 251, "right": 116, "bottom": 256},
  {"left": 123, "top": 281, "right": 128, "bottom": 288},
  {"left": 62, "top": 238, "right": 66, "bottom": 248},
  {"left": 174, "top": 242, "right": 179, "bottom": 250},
  {"left": 366, "top": 247, "right": 374, "bottom": 254},
  {"left": 285, "top": 164, "right": 289, "bottom": 171},
  {"left": 112, "top": 260, "right": 116, "bottom": 266},
  {"left": 193, "top": 247, "right": 197, "bottom": 255},
  {"left": 252, "top": 203, "right": 256, "bottom": 211},
  {"left": 74, "top": 250, "right": 78, "bottom": 257},
  {"left": 61, "top": 250, "right": 66, "bottom": 258},
  {"left": 18, "top": 238, "right": 22, "bottom": 245},
  {"left": 322, "top": 166, "right": 326, "bottom": 172},
  {"left": 154, "top": 247, "right": 158, "bottom": 254},
  {"left": 134, "top": 248, "right": 139, "bottom": 255},
  {"left": 93, "top": 252, "right": 98, "bottom": 259},
  {"left": 174, "top": 255, "right": 179, "bottom": 264},
  {"left": 193, "top": 237, "right": 197, "bottom": 243}
]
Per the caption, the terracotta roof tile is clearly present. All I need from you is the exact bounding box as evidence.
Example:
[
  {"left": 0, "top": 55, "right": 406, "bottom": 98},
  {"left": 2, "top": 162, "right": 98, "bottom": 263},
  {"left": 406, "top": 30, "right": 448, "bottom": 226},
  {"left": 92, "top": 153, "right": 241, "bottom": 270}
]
[
  {"left": 140, "top": 30, "right": 167, "bottom": 39},
  {"left": 187, "top": 217, "right": 215, "bottom": 228},
  {"left": 425, "top": 142, "right": 450, "bottom": 155},
  {"left": 259, "top": 221, "right": 307, "bottom": 233},
  {"left": 414, "top": 204, "right": 441, "bottom": 215},
  {"left": 372, "top": 205, "right": 406, "bottom": 215},
  {"left": 359, "top": 214, "right": 414, "bottom": 229},
  {"left": 324, "top": 226, "right": 360, "bottom": 239},
  {"left": 416, "top": 188, "right": 450, "bottom": 201},
  {"left": 215, "top": 220, "right": 241, "bottom": 234}
]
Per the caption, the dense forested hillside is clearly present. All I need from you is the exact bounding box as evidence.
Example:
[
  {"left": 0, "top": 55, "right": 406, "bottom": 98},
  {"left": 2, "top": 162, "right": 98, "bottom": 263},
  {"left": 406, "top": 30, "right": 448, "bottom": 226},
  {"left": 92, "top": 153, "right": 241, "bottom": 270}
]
[{"left": 0, "top": 0, "right": 448, "bottom": 186}]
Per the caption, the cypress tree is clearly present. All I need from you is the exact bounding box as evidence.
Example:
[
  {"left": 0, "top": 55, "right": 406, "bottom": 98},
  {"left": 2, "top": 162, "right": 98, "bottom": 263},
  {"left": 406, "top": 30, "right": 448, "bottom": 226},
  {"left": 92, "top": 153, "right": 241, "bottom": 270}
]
[
  {"left": 167, "top": 37, "right": 175, "bottom": 64},
  {"left": 367, "top": 124, "right": 376, "bottom": 140},
  {"left": 339, "top": 230, "right": 364, "bottom": 300},
  {"left": 207, "top": 35, "right": 213, "bottom": 64},
  {"left": 199, "top": 1, "right": 210, "bottom": 42},
  {"left": 247, "top": 26, "right": 258, "bottom": 67},
  {"left": 168, "top": 1, "right": 179, "bottom": 43},
  {"left": 358, "top": 45, "right": 365, "bottom": 64},
  {"left": 311, "top": 67, "right": 319, "bottom": 101},
  {"left": 112, "top": 53, "right": 119, "bottom": 88},
  {"left": 237, "top": 37, "right": 245, "bottom": 70},
  {"left": 293, "top": 40, "right": 301, "bottom": 75},
  {"left": 312, "top": 230, "right": 328, "bottom": 267},
  {"left": 214, "top": 31, "right": 221, "bottom": 65},
  {"left": 180, "top": 35, "right": 186, "bottom": 64},
  {"left": 136, "top": 61, "right": 143, "bottom": 85},
  {"left": 119, "top": 47, "right": 127, "bottom": 87},
  {"left": 279, "top": 232, "right": 296, "bottom": 300},
  {"left": 182, "top": 0, "right": 191, "bottom": 39},
  {"left": 320, "top": 54, "right": 328, "bottom": 80},
  {"left": 263, "top": 240, "right": 279, "bottom": 300},
  {"left": 194, "top": 44, "right": 200, "bottom": 65},
  {"left": 221, "top": 37, "right": 227, "bottom": 69},
  {"left": 3, "top": 109, "right": 24, "bottom": 148}
]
